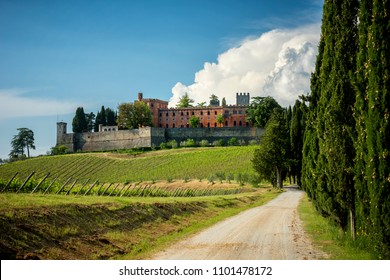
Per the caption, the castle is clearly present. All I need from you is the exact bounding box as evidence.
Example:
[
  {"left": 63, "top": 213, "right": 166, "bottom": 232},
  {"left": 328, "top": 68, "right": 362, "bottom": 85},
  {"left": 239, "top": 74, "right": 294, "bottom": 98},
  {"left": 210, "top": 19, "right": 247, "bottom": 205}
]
[{"left": 56, "top": 93, "right": 263, "bottom": 152}]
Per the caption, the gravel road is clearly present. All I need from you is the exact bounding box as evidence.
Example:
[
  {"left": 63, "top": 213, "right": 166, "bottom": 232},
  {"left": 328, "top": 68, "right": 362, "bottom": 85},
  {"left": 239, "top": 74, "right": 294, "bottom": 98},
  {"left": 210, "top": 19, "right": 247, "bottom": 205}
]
[{"left": 153, "top": 186, "right": 326, "bottom": 260}]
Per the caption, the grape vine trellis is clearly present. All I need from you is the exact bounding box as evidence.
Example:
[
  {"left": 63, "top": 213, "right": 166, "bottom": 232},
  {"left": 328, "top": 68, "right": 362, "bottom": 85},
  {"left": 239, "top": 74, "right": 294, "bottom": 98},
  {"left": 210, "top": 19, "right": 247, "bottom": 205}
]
[{"left": 0, "top": 172, "right": 245, "bottom": 197}]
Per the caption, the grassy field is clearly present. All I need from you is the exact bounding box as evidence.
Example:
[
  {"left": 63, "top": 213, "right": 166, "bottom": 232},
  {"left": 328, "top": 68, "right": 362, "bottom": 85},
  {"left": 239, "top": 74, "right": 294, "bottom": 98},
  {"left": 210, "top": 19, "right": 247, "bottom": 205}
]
[
  {"left": 0, "top": 146, "right": 257, "bottom": 185},
  {"left": 0, "top": 188, "right": 279, "bottom": 259}
]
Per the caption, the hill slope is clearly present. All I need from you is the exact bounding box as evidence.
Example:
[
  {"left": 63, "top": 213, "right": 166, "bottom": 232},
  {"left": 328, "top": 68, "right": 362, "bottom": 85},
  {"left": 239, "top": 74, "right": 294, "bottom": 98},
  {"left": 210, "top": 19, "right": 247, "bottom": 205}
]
[{"left": 0, "top": 146, "right": 257, "bottom": 184}]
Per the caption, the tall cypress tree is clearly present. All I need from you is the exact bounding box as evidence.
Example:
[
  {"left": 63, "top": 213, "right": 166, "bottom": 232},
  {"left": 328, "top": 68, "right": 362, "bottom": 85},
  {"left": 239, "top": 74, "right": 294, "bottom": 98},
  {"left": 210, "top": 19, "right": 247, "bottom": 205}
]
[
  {"left": 356, "top": 0, "right": 390, "bottom": 257},
  {"left": 302, "top": 0, "right": 359, "bottom": 234}
]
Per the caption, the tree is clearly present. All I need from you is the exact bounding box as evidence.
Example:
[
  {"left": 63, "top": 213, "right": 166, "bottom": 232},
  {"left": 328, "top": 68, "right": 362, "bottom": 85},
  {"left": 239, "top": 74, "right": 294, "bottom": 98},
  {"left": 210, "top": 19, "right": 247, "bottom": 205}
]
[
  {"left": 176, "top": 93, "right": 194, "bottom": 108},
  {"left": 252, "top": 108, "right": 290, "bottom": 188},
  {"left": 354, "top": 0, "right": 390, "bottom": 256},
  {"left": 222, "top": 97, "right": 227, "bottom": 106},
  {"left": 105, "top": 107, "right": 116, "bottom": 126},
  {"left": 246, "top": 96, "right": 281, "bottom": 127},
  {"left": 9, "top": 128, "right": 35, "bottom": 158},
  {"left": 290, "top": 100, "right": 306, "bottom": 186},
  {"left": 196, "top": 102, "right": 207, "bottom": 107},
  {"left": 117, "top": 101, "right": 152, "bottom": 129},
  {"left": 85, "top": 112, "right": 95, "bottom": 132},
  {"left": 72, "top": 107, "right": 88, "bottom": 133},
  {"left": 302, "top": 0, "right": 358, "bottom": 235},
  {"left": 209, "top": 94, "right": 219, "bottom": 106},
  {"left": 189, "top": 116, "right": 200, "bottom": 128},
  {"left": 216, "top": 114, "right": 224, "bottom": 127}
]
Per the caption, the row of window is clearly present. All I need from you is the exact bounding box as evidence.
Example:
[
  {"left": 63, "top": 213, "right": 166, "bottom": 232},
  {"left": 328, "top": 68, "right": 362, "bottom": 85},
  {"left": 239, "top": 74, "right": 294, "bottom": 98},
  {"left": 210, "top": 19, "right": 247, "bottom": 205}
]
[
  {"left": 159, "top": 110, "right": 244, "bottom": 117},
  {"left": 159, "top": 121, "right": 249, "bottom": 128}
]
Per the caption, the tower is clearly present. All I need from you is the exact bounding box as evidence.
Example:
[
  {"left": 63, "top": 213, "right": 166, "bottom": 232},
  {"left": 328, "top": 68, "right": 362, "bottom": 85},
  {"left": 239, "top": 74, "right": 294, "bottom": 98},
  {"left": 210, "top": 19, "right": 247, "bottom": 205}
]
[
  {"left": 236, "top": 92, "right": 250, "bottom": 106},
  {"left": 56, "top": 122, "right": 67, "bottom": 146}
]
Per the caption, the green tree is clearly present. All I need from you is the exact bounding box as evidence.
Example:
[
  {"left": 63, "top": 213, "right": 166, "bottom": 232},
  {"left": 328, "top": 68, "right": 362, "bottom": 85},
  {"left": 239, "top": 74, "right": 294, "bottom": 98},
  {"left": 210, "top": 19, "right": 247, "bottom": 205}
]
[
  {"left": 302, "top": 0, "right": 358, "bottom": 235},
  {"left": 222, "top": 97, "right": 227, "bottom": 106},
  {"left": 209, "top": 94, "right": 219, "bottom": 106},
  {"left": 216, "top": 114, "right": 224, "bottom": 127},
  {"left": 189, "top": 116, "right": 200, "bottom": 128},
  {"left": 290, "top": 100, "right": 305, "bottom": 186},
  {"left": 252, "top": 108, "right": 289, "bottom": 188},
  {"left": 85, "top": 112, "right": 95, "bottom": 132},
  {"left": 117, "top": 101, "right": 152, "bottom": 129},
  {"left": 246, "top": 96, "right": 281, "bottom": 127},
  {"left": 105, "top": 107, "right": 116, "bottom": 126},
  {"left": 354, "top": 0, "right": 390, "bottom": 256},
  {"left": 72, "top": 107, "right": 88, "bottom": 133},
  {"left": 9, "top": 128, "right": 35, "bottom": 158},
  {"left": 176, "top": 93, "right": 194, "bottom": 108}
]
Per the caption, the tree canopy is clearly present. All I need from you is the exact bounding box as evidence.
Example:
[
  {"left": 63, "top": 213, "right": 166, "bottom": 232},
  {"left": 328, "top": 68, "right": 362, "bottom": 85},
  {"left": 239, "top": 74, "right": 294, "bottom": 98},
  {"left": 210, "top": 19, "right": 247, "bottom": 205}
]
[
  {"left": 9, "top": 128, "right": 35, "bottom": 158},
  {"left": 117, "top": 101, "right": 152, "bottom": 129},
  {"left": 246, "top": 96, "right": 281, "bottom": 127},
  {"left": 176, "top": 93, "right": 194, "bottom": 108}
]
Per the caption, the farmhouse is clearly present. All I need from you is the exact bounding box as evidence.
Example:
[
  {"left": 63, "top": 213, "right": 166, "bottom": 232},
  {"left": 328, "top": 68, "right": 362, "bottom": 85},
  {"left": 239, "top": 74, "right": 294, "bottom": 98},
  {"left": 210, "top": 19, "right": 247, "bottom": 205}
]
[{"left": 56, "top": 93, "right": 263, "bottom": 152}]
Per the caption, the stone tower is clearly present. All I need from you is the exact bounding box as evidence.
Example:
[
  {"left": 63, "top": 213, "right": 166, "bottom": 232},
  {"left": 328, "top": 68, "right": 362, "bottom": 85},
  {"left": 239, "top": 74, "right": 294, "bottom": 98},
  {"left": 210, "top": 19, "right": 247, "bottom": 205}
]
[
  {"left": 56, "top": 122, "right": 67, "bottom": 146},
  {"left": 236, "top": 92, "right": 250, "bottom": 106}
]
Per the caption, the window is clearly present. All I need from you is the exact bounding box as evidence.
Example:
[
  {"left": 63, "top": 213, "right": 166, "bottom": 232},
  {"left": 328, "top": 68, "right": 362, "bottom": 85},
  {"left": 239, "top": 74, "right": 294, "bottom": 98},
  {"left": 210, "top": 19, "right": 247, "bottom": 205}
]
[
  {"left": 239, "top": 121, "right": 242, "bottom": 126},
  {"left": 215, "top": 111, "right": 217, "bottom": 115},
  {"left": 225, "top": 121, "right": 228, "bottom": 126},
  {"left": 207, "top": 123, "right": 210, "bottom": 127},
  {"left": 172, "top": 123, "right": 175, "bottom": 128},
  {"left": 214, "top": 123, "right": 217, "bottom": 127},
  {"left": 166, "top": 112, "right": 169, "bottom": 116},
  {"left": 234, "top": 120, "right": 236, "bottom": 126},
  {"left": 173, "top": 112, "right": 175, "bottom": 116},
  {"left": 181, "top": 112, "right": 184, "bottom": 116},
  {"left": 207, "top": 111, "right": 210, "bottom": 115}
]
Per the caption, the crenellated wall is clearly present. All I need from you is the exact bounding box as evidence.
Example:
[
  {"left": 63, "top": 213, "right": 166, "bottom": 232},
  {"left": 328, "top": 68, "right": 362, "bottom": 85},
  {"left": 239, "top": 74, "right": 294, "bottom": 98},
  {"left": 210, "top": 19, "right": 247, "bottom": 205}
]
[{"left": 56, "top": 122, "right": 263, "bottom": 152}]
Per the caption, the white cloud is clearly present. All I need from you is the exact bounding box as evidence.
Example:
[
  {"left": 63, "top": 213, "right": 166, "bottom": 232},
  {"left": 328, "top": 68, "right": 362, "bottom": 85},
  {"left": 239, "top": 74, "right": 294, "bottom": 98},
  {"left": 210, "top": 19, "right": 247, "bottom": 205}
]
[
  {"left": 169, "top": 24, "right": 320, "bottom": 107},
  {"left": 0, "top": 88, "right": 78, "bottom": 120}
]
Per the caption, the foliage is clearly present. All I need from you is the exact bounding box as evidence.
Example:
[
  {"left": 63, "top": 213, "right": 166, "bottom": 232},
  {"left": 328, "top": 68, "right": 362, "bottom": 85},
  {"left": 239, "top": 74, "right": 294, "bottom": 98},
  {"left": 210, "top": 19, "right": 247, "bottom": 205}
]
[
  {"left": 209, "top": 94, "right": 219, "bottom": 106},
  {"left": 246, "top": 96, "right": 281, "bottom": 127},
  {"left": 9, "top": 128, "right": 35, "bottom": 158},
  {"left": 252, "top": 108, "right": 290, "bottom": 188},
  {"left": 117, "top": 101, "right": 152, "bottom": 129},
  {"left": 176, "top": 93, "right": 194, "bottom": 108},
  {"left": 228, "top": 137, "right": 238, "bottom": 146},
  {"left": 72, "top": 107, "right": 88, "bottom": 133},
  {"left": 189, "top": 116, "right": 200, "bottom": 128},
  {"left": 216, "top": 114, "right": 224, "bottom": 127},
  {"left": 51, "top": 145, "right": 69, "bottom": 155}
]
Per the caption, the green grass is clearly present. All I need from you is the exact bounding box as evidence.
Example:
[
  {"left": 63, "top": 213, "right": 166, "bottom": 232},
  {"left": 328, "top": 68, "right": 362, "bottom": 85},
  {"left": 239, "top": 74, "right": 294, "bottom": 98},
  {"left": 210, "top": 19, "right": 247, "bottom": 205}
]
[
  {"left": 298, "top": 193, "right": 375, "bottom": 259},
  {"left": 0, "top": 146, "right": 257, "bottom": 184},
  {"left": 0, "top": 189, "right": 279, "bottom": 259}
]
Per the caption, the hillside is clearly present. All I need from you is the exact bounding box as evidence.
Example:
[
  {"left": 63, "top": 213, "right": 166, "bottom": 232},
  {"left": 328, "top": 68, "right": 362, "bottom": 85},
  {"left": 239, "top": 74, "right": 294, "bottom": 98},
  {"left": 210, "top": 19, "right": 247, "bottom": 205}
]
[{"left": 0, "top": 146, "right": 257, "bottom": 185}]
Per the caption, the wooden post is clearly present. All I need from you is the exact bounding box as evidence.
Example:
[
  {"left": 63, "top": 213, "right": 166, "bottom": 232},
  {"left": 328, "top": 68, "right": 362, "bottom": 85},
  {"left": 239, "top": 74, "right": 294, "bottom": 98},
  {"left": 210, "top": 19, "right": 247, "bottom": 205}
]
[
  {"left": 96, "top": 182, "right": 105, "bottom": 196},
  {"left": 1, "top": 172, "right": 18, "bottom": 192},
  {"left": 108, "top": 183, "right": 120, "bottom": 196},
  {"left": 76, "top": 179, "right": 90, "bottom": 195},
  {"left": 56, "top": 177, "right": 72, "bottom": 194},
  {"left": 101, "top": 183, "right": 113, "bottom": 196},
  {"left": 66, "top": 179, "right": 78, "bottom": 195},
  {"left": 16, "top": 171, "right": 35, "bottom": 193},
  {"left": 31, "top": 173, "right": 50, "bottom": 194},
  {"left": 120, "top": 184, "right": 132, "bottom": 197},
  {"left": 84, "top": 180, "right": 99, "bottom": 196},
  {"left": 44, "top": 176, "right": 59, "bottom": 194}
]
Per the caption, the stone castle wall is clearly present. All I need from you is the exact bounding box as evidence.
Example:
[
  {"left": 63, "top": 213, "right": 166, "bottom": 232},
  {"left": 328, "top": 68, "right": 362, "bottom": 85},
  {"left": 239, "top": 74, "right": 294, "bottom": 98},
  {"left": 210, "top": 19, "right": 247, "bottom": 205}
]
[{"left": 56, "top": 123, "right": 263, "bottom": 152}]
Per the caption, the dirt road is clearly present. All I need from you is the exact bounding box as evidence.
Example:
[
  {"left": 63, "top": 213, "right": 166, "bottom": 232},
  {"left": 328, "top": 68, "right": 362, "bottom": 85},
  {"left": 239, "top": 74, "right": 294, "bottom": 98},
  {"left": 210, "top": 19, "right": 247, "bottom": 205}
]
[{"left": 153, "top": 186, "right": 325, "bottom": 260}]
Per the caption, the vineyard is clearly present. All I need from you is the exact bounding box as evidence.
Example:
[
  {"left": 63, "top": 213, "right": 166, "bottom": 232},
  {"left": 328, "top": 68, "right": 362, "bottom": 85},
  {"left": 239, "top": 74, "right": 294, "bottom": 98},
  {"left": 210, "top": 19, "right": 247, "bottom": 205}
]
[{"left": 0, "top": 146, "right": 259, "bottom": 197}]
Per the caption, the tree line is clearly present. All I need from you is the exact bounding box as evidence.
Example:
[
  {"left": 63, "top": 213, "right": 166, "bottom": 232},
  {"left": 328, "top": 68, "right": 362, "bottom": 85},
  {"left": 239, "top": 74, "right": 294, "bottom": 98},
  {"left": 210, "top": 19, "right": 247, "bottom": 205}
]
[{"left": 251, "top": 0, "right": 389, "bottom": 258}]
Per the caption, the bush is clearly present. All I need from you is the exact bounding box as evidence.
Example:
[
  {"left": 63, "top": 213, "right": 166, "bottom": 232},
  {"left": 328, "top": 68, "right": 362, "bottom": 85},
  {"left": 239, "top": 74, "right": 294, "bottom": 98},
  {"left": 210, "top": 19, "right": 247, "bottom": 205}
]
[
  {"left": 228, "top": 137, "right": 238, "bottom": 146},
  {"left": 213, "top": 139, "right": 225, "bottom": 147},
  {"left": 199, "top": 139, "right": 209, "bottom": 147}
]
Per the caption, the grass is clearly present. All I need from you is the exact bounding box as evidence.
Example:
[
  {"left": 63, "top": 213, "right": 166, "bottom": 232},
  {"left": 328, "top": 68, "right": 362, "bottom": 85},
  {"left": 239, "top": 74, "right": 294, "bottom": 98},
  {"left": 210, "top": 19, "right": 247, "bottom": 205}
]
[
  {"left": 0, "top": 189, "right": 279, "bottom": 260},
  {"left": 298, "top": 193, "right": 375, "bottom": 259},
  {"left": 0, "top": 146, "right": 257, "bottom": 185}
]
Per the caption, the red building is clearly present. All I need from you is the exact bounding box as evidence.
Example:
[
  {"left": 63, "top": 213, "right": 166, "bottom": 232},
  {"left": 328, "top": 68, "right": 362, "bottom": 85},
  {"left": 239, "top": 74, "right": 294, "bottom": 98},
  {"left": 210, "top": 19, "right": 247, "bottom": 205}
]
[{"left": 137, "top": 92, "right": 251, "bottom": 128}]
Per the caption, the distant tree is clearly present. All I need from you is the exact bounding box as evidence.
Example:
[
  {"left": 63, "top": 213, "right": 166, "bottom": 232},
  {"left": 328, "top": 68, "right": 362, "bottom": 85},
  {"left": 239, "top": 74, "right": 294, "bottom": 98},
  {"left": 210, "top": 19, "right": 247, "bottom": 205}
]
[
  {"left": 51, "top": 145, "right": 69, "bottom": 155},
  {"left": 9, "top": 128, "right": 35, "bottom": 158},
  {"left": 117, "top": 101, "right": 152, "bottom": 129},
  {"left": 72, "top": 107, "right": 88, "bottom": 133},
  {"left": 216, "top": 114, "right": 224, "bottom": 127},
  {"left": 85, "top": 112, "right": 95, "bottom": 132},
  {"left": 252, "top": 108, "right": 289, "bottom": 188},
  {"left": 176, "top": 93, "right": 194, "bottom": 108},
  {"left": 246, "top": 96, "right": 282, "bottom": 127},
  {"left": 196, "top": 102, "right": 207, "bottom": 107},
  {"left": 105, "top": 107, "right": 116, "bottom": 126},
  {"left": 189, "top": 116, "right": 200, "bottom": 128},
  {"left": 209, "top": 94, "right": 219, "bottom": 106},
  {"left": 222, "top": 97, "right": 227, "bottom": 106}
]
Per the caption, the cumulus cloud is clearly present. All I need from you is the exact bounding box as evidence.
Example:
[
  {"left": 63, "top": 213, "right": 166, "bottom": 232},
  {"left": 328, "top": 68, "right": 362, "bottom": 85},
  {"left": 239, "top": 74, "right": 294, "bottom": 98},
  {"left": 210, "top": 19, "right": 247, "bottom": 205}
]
[
  {"left": 169, "top": 24, "right": 320, "bottom": 107},
  {"left": 0, "top": 88, "right": 78, "bottom": 120}
]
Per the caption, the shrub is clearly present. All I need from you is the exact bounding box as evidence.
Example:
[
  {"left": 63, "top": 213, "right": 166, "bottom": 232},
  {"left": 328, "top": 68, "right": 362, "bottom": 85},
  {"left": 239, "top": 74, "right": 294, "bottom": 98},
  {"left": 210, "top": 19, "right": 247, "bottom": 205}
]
[
  {"left": 228, "top": 137, "right": 238, "bottom": 146},
  {"left": 199, "top": 139, "right": 209, "bottom": 147},
  {"left": 213, "top": 139, "right": 225, "bottom": 147}
]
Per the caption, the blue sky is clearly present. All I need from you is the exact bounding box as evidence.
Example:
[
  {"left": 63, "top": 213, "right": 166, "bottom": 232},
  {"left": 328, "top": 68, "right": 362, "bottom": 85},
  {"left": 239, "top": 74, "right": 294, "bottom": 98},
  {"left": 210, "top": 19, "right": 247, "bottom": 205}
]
[{"left": 0, "top": 0, "right": 323, "bottom": 159}]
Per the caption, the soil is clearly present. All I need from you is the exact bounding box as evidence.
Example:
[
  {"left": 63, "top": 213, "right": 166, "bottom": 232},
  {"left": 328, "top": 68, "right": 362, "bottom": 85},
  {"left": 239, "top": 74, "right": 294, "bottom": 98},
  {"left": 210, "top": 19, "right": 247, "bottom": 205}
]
[{"left": 153, "top": 186, "right": 327, "bottom": 260}]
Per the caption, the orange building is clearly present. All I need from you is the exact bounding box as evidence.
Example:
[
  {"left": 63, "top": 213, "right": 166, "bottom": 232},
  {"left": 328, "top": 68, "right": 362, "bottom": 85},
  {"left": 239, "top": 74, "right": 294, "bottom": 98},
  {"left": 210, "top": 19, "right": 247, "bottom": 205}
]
[{"left": 137, "top": 92, "right": 251, "bottom": 128}]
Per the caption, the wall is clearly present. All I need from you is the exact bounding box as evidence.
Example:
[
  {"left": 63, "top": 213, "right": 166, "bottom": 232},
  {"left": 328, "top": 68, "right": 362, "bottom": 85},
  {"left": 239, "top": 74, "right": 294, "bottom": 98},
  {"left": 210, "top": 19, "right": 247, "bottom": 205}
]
[{"left": 56, "top": 123, "right": 263, "bottom": 152}]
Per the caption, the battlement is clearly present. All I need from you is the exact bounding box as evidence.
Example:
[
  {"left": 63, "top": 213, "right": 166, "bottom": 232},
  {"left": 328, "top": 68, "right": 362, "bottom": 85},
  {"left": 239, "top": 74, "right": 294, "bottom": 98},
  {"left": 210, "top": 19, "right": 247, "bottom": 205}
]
[{"left": 236, "top": 92, "right": 250, "bottom": 106}]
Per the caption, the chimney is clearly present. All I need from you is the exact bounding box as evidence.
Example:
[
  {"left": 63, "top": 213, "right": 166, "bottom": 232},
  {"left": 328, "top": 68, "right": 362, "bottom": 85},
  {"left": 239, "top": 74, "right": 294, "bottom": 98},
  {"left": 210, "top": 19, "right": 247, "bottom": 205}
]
[{"left": 138, "top": 92, "right": 143, "bottom": 101}]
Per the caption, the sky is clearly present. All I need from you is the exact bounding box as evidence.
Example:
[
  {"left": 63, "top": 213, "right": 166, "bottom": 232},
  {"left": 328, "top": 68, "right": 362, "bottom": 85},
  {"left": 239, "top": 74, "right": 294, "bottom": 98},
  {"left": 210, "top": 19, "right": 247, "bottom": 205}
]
[{"left": 0, "top": 0, "right": 324, "bottom": 159}]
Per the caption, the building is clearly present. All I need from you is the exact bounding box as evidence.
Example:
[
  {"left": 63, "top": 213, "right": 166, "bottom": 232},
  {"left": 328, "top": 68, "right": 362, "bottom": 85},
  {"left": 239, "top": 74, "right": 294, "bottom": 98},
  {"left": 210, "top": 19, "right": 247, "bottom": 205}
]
[{"left": 138, "top": 92, "right": 251, "bottom": 128}]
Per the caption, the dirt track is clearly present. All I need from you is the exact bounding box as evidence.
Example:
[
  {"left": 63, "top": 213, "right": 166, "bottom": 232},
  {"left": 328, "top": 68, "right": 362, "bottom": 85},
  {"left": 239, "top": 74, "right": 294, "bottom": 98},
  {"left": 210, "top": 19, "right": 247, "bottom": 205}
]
[{"left": 153, "top": 186, "right": 326, "bottom": 260}]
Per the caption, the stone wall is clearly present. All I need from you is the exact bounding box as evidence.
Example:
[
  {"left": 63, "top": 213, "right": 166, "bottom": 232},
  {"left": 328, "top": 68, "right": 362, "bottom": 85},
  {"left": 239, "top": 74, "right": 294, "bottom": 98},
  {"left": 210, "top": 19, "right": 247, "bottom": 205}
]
[{"left": 56, "top": 123, "right": 263, "bottom": 152}]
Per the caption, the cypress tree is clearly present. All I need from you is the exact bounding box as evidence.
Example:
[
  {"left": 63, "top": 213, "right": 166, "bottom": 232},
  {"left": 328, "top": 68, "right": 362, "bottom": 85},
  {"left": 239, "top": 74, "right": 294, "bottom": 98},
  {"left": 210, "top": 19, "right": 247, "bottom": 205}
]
[
  {"left": 72, "top": 107, "right": 88, "bottom": 133},
  {"left": 302, "top": 0, "right": 359, "bottom": 234},
  {"left": 356, "top": 0, "right": 390, "bottom": 257}
]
